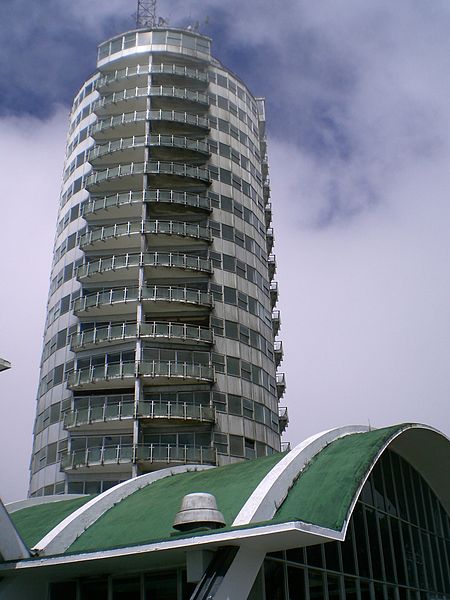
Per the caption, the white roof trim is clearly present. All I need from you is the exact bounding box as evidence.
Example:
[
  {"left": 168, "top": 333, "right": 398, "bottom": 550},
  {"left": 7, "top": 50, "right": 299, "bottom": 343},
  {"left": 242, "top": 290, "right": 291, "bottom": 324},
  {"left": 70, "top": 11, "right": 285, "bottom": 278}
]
[
  {"left": 35, "top": 464, "right": 213, "bottom": 556},
  {"left": 0, "top": 500, "right": 30, "bottom": 561},
  {"left": 0, "top": 520, "right": 342, "bottom": 573},
  {"left": 233, "top": 425, "right": 369, "bottom": 527}
]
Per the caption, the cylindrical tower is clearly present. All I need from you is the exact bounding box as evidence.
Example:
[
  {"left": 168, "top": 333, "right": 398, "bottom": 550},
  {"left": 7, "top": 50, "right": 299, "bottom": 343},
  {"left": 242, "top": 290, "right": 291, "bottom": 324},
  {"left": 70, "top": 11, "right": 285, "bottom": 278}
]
[{"left": 29, "top": 28, "right": 287, "bottom": 497}]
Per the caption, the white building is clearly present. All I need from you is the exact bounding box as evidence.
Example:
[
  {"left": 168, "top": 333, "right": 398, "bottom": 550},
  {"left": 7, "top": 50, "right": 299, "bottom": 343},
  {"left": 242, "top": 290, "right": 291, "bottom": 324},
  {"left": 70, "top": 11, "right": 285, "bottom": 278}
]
[{"left": 30, "top": 27, "right": 286, "bottom": 498}]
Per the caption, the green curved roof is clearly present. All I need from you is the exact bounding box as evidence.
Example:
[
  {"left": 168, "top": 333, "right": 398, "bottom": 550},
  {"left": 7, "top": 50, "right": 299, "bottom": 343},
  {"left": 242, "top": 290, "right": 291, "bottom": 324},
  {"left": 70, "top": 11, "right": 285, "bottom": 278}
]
[
  {"left": 10, "top": 496, "right": 93, "bottom": 548},
  {"left": 67, "top": 452, "right": 284, "bottom": 553},
  {"left": 272, "top": 425, "right": 400, "bottom": 530}
]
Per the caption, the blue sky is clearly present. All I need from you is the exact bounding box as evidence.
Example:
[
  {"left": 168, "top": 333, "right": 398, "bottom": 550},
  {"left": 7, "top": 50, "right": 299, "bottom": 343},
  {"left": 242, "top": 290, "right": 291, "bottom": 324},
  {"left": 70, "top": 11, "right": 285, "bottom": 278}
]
[{"left": 0, "top": 0, "right": 449, "bottom": 501}]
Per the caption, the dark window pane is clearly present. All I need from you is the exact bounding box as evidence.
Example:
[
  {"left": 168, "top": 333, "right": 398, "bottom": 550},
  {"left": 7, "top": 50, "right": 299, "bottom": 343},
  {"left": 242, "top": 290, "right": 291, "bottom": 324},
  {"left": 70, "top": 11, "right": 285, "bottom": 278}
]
[
  {"left": 80, "top": 578, "right": 108, "bottom": 600},
  {"left": 325, "top": 541, "right": 341, "bottom": 572},
  {"left": 49, "top": 582, "right": 77, "bottom": 600},
  {"left": 264, "top": 559, "right": 286, "bottom": 600},
  {"left": 287, "top": 566, "right": 306, "bottom": 600},
  {"left": 359, "top": 580, "right": 371, "bottom": 600},
  {"left": 391, "top": 518, "right": 407, "bottom": 585},
  {"left": 341, "top": 522, "right": 357, "bottom": 575},
  {"left": 343, "top": 577, "right": 358, "bottom": 600},
  {"left": 144, "top": 571, "right": 177, "bottom": 600},
  {"left": 379, "top": 513, "right": 395, "bottom": 583},
  {"left": 306, "top": 544, "right": 323, "bottom": 568},
  {"left": 402, "top": 522, "right": 417, "bottom": 587},
  {"left": 113, "top": 576, "right": 140, "bottom": 600},
  {"left": 308, "top": 569, "right": 324, "bottom": 600},
  {"left": 326, "top": 573, "right": 341, "bottom": 600},
  {"left": 353, "top": 504, "right": 370, "bottom": 578},
  {"left": 365, "top": 507, "right": 383, "bottom": 581}
]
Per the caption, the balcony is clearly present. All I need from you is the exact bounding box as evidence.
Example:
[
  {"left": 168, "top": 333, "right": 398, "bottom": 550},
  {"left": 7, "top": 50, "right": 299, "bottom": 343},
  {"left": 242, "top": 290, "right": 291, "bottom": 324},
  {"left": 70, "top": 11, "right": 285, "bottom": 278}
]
[
  {"left": 95, "top": 63, "right": 208, "bottom": 93},
  {"left": 81, "top": 190, "right": 211, "bottom": 222},
  {"left": 281, "top": 441, "right": 291, "bottom": 453},
  {"left": 93, "top": 85, "right": 209, "bottom": 116},
  {"left": 71, "top": 321, "right": 213, "bottom": 351},
  {"left": 63, "top": 401, "right": 215, "bottom": 431},
  {"left": 139, "top": 401, "right": 215, "bottom": 423},
  {"left": 270, "top": 281, "right": 279, "bottom": 309},
  {"left": 266, "top": 227, "right": 274, "bottom": 254},
  {"left": 77, "top": 252, "right": 212, "bottom": 283},
  {"left": 268, "top": 254, "right": 276, "bottom": 280},
  {"left": 90, "top": 109, "right": 209, "bottom": 140},
  {"left": 265, "top": 203, "right": 272, "bottom": 228},
  {"left": 61, "top": 444, "right": 217, "bottom": 472},
  {"left": 79, "top": 220, "right": 211, "bottom": 251},
  {"left": 68, "top": 360, "right": 215, "bottom": 390},
  {"left": 263, "top": 178, "right": 271, "bottom": 203},
  {"left": 85, "top": 160, "right": 211, "bottom": 193},
  {"left": 274, "top": 340, "right": 283, "bottom": 367},
  {"left": 64, "top": 401, "right": 135, "bottom": 430},
  {"left": 278, "top": 406, "right": 289, "bottom": 433},
  {"left": 272, "top": 310, "right": 281, "bottom": 336},
  {"left": 276, "top": 373, "right": 286, "bottom": 399},
  {"left": 87, "top": 134, "right": 210, "bottom": 166},
  {"left": 73, "top": 286, "right": 213, "bottom": 317}
]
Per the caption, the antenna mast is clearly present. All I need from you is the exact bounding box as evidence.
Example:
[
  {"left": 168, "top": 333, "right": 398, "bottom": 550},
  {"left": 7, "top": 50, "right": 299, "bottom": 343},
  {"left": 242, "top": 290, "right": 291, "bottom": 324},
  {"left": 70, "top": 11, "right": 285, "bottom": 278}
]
[{"left": 136, "top": 0, "right": 158, "bottom": 28}]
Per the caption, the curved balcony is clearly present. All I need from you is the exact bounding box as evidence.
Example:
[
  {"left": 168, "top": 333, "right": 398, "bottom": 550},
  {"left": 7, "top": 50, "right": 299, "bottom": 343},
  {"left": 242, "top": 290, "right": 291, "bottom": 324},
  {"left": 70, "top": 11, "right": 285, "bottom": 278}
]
[
  {"left": 276, "top": 372, "right": 286, "bottom": 400},
  {"left": 270, "top": 281, "right": 279, "bottom": 309},
  {"left": 90, "top": 109, "right": 209, "bottom": 140},
  {"left": 63, "top": 401, "right": 215, "bottom": 431},
  {"left": 265, "top": 203, "right": 272, "bottom": 228},
  {"left": 87, "top": 134, "right": 209, "bottom": 166},
  {"left": 95, "top": 63, "right": 208, "bottom": 93},
  {"left": 79, "top": 220, "right": 211, "bottom": 251},
  {"left": 77, "top": 252, "right": 212, "bottom": 283},
  {"left": 81, "top": 190, "right": 211, "bottom": 222},
  {"left": 85, "top": 161, "right": 211, "bottom": 193},
  {"left": 71, "top": 321, "right": 213, "bottom": 351},
  {"left": 73, "top": 286, "right": 213, "bottom": 318},
  {"left": 272, "top": 310, "right": 281, "bottom": 336},
  {"left": 266, "top": 227, "right": 274, "bottom": 254},
  {"left": 61, "top": 443, "right": 217, "bottom": 472},
  {"left": 268, "top": 254, "right": 276, "bottom": 280},
  {"left": 93, "top": 85, "right": 209, "bottom": 116},
  {"left": 278, "top": 406, "right": 289, "bottom": 434},
  {"left": 68, "top": 360, "right": 215, "bottom": 390},
  {"left": 274, "top": 340, "right": 283, "bottom": 367}
]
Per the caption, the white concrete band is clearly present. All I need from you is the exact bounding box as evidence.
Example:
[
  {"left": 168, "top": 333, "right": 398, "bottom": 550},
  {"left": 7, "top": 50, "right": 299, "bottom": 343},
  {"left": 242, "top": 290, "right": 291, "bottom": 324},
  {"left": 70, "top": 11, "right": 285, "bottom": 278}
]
[{"left": 232, "top": 425, "right": 369, "bottom": 527}]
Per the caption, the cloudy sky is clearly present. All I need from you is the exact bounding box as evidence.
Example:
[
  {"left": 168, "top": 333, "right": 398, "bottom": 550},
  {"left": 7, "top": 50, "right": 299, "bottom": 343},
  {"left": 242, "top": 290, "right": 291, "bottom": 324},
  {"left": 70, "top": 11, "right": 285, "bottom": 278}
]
[{"left": 0, "top": 0, "right": 448, "bottom": 502}]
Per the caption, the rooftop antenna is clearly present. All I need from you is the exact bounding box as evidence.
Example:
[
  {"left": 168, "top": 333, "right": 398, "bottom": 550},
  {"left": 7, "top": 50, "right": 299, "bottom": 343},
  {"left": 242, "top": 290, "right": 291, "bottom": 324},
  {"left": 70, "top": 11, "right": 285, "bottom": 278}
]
[{"left": 136, "top": 0, "right": 158, "bottom": 28}]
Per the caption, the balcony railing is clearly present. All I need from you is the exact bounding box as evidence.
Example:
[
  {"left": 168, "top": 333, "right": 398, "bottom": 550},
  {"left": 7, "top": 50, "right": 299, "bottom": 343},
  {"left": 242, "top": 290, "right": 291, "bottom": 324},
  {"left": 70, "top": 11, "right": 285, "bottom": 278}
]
[
  {"left": 61, "top": 443, "right": 217, "bottom": 470},
  {"left": 81, "top": 190, "right": 211, "bottom": 218},
  {"left": 93, "top": 85, "right": 209, "bottom": 113},
  {"left": 88, "top": 134, "right": 209, "bottom": 162},
  {"left": 73, "top": 285, "right": 213, "bottom": 314},
  {"left": 278, "top": 406, "right": 289, "bottom": 433},
  {"left": 79, "top": 219, "right": 211, "bottom": 249},
  {"left": 268, "top": 254, "right": 276, "bottom": 279},
  {"left": 63, "top": 401, "right": 215, "bottom": 429},
  {"left": 90, "top": 109, "right": 209, "bottom": 136},
  {"left": 85, "top": 161, "right": 211, "bottom": 188},
  {"left": 270, "top": 281, "right": 279, "bottom": 308},
  {"left": 68, "top": 360, "right": 215, "bottom": 388},
  {"left": 71, "top": 321, "right": 213, "bottom": 350},
  {"left": 274, "top": 340, "right": 283, "bottom": 366},
  {"left": 276, "top": 373, "right": 286, "bottom": 399},
  {"left": 272, "top": 310, "right": 281, "bottom": 336},
  {"left": 95, "top": 63, "right": 208, "bottom": 90},
  {"left": 77, "top": 252, "right": 212, "bottom": 280},
  {"left": 281, "top": 441, "right": 291, "bottom": 453}
]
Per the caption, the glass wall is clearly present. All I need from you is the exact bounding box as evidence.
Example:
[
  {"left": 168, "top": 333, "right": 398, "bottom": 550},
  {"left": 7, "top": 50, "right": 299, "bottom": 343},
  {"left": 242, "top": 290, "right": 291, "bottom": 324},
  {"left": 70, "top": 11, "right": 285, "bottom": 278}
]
[{"left": 258, "top": 449, "right": 450, "bottom": 600}]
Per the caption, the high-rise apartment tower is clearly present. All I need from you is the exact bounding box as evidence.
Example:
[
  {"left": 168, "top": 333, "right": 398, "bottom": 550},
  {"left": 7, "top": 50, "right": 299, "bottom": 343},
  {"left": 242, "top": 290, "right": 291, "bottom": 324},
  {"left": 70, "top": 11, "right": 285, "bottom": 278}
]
[{"left": 30, "top": 27, "right": 287, "bottom": 497}]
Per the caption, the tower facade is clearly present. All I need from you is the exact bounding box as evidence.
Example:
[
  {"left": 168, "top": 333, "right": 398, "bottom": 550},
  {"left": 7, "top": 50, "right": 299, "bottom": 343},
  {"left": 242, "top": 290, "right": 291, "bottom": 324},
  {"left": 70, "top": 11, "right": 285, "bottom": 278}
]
[{"left": 29, "top": 27, "right": 286, "bottom": 497}]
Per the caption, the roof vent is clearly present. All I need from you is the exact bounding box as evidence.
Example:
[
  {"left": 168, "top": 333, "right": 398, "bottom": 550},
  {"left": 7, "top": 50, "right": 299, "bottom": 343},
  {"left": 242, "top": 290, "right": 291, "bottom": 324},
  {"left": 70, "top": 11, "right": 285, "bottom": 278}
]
[{"left": 173, "top": 493, "right": 226, "bottom": 532}]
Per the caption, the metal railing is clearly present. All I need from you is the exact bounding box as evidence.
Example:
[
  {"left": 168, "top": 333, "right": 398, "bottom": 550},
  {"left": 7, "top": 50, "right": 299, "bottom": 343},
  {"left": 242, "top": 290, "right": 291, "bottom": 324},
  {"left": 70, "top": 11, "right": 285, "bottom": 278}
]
[
  {"left": 88, "top": 134, "right": 209, "bottom": 162},
  {"left": 81, "top": 189, "right": 211, "bottom": 217},
  {"left": 63, "top": 401, "right": 215, "bottom": 428},
  {"left": 77, "top": 252, "right": 212, "bottom": 279},
  {"left": 90, "top": 109, "right": 209, "bottom": 136},
  {"left": 73, "top": 285, "right": 213, "bottom": 313},
  {"left": 93, "top": 85, "right": 208, "bottom": 112},
  {"left": 79, "top": 219, "right": 211, "bottom": 248},
  {"left": 281, "top": 442, "right": 291, "bottom": 453},
  {"left": 61, "top": 443, "right": 217, "bottom": 470},
  {"left": 71, "top": 321, "right": 213, "bottom": 350},
  {"left": 68, "top": 361, "right": 215, "bottom": 387},
  {"left": 95, "top": 63, "right": 208, "bottom": 90}
]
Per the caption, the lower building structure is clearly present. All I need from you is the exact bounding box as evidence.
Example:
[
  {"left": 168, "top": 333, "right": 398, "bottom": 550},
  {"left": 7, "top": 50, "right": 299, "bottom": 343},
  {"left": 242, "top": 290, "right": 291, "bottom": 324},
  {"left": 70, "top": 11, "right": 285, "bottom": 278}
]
[{"left": 2, "top": 423, "right": 449, "bottom": 599}]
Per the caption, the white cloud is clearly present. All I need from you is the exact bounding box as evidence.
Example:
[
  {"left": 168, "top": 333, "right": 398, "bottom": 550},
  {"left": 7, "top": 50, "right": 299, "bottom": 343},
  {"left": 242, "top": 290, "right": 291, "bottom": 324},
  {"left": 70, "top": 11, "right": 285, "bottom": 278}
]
[{"left": 0, "top": 108, "right": 68, "bottom": 502}]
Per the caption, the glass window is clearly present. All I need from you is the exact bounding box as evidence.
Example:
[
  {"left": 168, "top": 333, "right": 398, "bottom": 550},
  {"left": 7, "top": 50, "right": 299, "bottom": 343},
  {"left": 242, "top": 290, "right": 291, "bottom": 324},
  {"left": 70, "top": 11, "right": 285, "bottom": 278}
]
[
  {"left": 225, "top": 320, "right": 239, "bottom": 340},
  {"left": 264, "top": 559, "right": 286, "bottom": 600},
  {"left": 113, "top": 576, "right": 140, "bottom": 599},
  {"left": 287, "top": 566, "right": 306, "bottom": 599}
]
